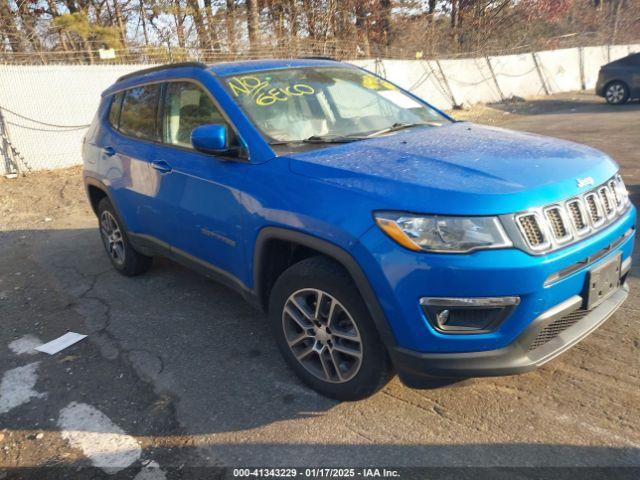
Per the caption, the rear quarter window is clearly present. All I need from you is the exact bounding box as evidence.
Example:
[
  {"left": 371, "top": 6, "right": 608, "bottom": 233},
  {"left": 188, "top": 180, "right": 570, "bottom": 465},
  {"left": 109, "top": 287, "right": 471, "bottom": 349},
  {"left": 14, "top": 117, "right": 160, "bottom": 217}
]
[
  {"left": 108, "top": 92, "right": 123, "bottom": 129},
  {"left": 119, "top": 85, "right": 161, "bottom": 140}
]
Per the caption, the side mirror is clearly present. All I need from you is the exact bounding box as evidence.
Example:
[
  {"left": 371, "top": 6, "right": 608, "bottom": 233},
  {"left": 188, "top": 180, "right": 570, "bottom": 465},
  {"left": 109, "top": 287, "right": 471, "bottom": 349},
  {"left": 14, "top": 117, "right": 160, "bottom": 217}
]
[{"left": 191, "top": 124, "right": 228, "bottom": 154}]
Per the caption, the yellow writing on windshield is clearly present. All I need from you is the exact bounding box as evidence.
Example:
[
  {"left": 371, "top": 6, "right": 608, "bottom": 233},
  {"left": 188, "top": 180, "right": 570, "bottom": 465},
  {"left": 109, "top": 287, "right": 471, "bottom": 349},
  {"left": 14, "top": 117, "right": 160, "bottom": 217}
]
[{"left": 227, "top": 76, "right": 315, "bottom": 107}]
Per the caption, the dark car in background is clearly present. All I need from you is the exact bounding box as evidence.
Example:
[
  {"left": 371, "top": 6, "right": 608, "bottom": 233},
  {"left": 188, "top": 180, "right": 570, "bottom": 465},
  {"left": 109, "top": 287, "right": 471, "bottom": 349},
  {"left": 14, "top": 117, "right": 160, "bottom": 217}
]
[{"left": 596, "top": 52, "right": 640, "bottom": 105}]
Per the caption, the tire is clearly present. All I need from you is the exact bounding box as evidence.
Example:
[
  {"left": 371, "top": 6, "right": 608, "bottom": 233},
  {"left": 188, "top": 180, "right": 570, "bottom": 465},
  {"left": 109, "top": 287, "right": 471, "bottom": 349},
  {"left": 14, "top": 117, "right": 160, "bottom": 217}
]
[
  {"left": 97, "top": 197, "right": 152, "bottom": 276},
  {"left": 604, "top": 81, "right": 630, "bottom": 105},
  {"left": 269, "top": 256, "right": 393, "bottom": 400}
]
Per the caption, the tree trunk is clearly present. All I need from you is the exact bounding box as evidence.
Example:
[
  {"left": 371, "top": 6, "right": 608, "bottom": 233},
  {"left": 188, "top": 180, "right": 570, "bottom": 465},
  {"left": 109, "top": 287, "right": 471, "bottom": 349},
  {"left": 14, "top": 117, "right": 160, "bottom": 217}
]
[
  {"left": 173, "top": 0, "right": 186, "bottom": 49},
  {"left": 302, "top": 0, "right": 316, "bottom": 41},
  {"left": 354, "top": 0, "right": 369, "bottom": 55},
  {"left": 187, "top": 0, "right": 211, "bottom": 51},
  {"left": 47, "top": 0, "right": 72, "bottom": 52},
  {"left": 139, "top": 0, "right": 150, "bottom": 46},
  {"left": 246, "top": 0, "right": 259, "bottom": 49},
  {"left": 611, "top": 0, "right": 624, "bottom": 44},
  {"left": 225, "top": 0, "right": 236, "bottom": 54},
  {"left": 203, "top": 0, "right": 221, "bottom": 51},
  {"left": 451, "top": 0, "right": 460, "bottom": 47},
  {"left": 82, "top": 35, "right": 94, "bottom": 64},
  {"left": 379, "top": 0, "right": 392, "bottom": 46},
  {"left": 288, "top": 0, "right": 298, "bottom": 52},
  {"left": 113, "top": 0, "right": 128, "bottom": 49}
]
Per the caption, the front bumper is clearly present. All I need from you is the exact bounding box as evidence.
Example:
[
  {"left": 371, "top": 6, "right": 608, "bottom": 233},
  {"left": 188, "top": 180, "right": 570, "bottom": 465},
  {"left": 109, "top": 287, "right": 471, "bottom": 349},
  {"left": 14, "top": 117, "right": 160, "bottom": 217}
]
[
  {"left": 353, "top": 204, "right": 635, "bottom": 383},
  {"left": 391, "top": 282, "right": 628, "bottom": 386}
]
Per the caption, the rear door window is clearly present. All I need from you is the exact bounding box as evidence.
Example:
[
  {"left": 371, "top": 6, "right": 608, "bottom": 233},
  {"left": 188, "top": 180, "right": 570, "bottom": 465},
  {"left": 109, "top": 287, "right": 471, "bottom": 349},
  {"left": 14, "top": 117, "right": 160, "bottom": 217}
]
[{"left": 119, "top": 85, "right": 161, "bottom": 140}]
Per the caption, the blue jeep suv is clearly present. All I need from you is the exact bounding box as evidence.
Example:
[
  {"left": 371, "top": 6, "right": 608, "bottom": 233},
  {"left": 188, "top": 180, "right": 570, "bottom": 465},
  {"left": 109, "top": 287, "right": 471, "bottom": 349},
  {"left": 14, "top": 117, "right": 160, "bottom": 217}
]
[{"left": 83, "top": 59, "right": 635, "bottom": 400}]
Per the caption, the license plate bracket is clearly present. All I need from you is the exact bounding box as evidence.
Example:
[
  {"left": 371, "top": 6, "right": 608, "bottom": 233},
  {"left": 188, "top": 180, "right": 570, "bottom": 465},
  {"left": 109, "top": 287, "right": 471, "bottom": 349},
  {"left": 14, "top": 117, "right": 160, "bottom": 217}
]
[{"left": 586, "top": 253, "right": 622, "bottom": 310}]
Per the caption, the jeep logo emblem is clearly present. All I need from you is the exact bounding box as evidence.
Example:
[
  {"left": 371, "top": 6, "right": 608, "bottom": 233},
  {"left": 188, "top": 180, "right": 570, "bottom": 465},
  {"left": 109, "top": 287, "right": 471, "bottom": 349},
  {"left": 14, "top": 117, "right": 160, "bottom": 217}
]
[{"left": 577, "top": 177, "right": 594, "bottom": 188}]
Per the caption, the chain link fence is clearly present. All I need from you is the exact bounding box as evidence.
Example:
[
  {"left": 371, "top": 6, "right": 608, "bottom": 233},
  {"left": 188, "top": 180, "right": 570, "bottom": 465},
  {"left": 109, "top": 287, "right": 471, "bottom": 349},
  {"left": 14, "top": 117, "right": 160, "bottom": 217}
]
[{"left": 1, "top": 41, "right": 639, "bottom": 176}]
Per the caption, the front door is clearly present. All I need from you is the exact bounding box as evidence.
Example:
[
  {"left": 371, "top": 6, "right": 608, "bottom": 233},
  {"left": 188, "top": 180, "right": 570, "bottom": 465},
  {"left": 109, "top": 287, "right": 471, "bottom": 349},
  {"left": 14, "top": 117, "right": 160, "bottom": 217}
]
[{"left": 151, "top": 80, "right": 249, "bottom": 283}]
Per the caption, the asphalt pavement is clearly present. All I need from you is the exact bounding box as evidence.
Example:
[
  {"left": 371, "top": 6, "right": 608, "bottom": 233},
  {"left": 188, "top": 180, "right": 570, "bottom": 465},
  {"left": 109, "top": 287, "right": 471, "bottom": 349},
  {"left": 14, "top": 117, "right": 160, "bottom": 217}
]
[{"left": 1, "top": 92, "right": 639, "bottom": 478}]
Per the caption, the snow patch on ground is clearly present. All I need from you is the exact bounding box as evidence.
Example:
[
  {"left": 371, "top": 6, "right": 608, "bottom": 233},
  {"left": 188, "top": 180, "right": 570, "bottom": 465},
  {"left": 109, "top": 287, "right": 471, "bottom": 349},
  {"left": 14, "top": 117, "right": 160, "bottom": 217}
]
[
  {"left": 58, "top": 401, "right": 142, "bottom": 474},
  {"left": 134, "top": 461, "right": 167, "bottom": 480},
  {"left": 8, "top": 335, "right": 42, "bottom": 355},
  {"left": 0, "top": 362, "right": 46, "bottom": 414}
]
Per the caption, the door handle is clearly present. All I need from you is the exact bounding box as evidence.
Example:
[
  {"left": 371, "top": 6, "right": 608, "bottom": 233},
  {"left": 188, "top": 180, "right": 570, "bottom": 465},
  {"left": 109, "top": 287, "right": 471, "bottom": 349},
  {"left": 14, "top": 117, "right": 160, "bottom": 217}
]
[
  {"left": 102, "top": 146, "right": 116, "bottom": 157},
  {"left": 151, "top": 160, "right": 172, "bottom": 173}
]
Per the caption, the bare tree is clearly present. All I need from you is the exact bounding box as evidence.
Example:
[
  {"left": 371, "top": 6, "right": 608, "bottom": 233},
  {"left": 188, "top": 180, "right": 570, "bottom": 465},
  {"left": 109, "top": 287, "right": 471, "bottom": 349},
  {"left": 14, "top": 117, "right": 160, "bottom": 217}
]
[{"left": 0, "top": 0, "right": 24, "bottom": 52}]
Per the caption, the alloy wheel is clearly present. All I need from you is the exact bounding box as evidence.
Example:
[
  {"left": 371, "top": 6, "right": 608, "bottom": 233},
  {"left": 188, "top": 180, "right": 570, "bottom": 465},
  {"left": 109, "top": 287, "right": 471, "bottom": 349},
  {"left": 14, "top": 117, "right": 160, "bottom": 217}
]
[
  {"left": 99, "top": 211, "right": 125, "bottom": 266},
  {"left": 282, "top": 288, "right": 363, "bottom": 384},
  {"left": 606, "top": 84, "right": 625, "bottom": 104}
]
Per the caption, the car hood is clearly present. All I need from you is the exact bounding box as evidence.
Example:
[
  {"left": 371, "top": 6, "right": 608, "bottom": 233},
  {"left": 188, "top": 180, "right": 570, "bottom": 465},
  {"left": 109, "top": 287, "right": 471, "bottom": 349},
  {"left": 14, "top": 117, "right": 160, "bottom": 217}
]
[{"left": 286, "top": 123, "right": 618, "bottom": 215}]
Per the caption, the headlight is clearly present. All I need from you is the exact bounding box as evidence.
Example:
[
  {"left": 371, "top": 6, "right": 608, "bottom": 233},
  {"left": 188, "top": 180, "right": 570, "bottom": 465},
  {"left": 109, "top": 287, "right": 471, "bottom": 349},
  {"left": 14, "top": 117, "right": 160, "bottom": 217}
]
[
  {"left": 613, "top": 173, "right": 630, "bottom": 210},
  {"left": 374, "top": 212, "right": 512, "bottom": 253}
]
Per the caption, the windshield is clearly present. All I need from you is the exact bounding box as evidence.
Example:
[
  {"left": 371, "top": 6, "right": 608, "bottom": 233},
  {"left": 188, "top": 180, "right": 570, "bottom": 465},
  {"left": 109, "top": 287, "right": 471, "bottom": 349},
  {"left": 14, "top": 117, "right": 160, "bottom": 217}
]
[{"left": 222, "top": 66, "right": 449, "bottom": 143}]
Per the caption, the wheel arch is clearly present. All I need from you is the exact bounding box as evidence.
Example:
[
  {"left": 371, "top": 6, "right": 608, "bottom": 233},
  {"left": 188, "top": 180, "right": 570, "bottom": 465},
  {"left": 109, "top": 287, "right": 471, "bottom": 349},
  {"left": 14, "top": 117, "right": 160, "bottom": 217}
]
[
  {"left": 604, "top": 78, "right": 630, "bottom": 93},
  {"left": 253, "top": 227, "right": 397, "bottom": 350},
  {"left": 84, "top": 176, "right": 133, "bottom": 234},
  {"left": 84, "top": 176, "right": 111, "bottom": 215}
]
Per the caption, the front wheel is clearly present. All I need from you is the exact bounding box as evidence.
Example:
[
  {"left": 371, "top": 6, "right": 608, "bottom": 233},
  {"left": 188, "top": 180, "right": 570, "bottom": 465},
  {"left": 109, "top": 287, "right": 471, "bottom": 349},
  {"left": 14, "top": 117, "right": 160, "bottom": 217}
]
[
  {"left": 605, "top": 81, "right": 630, "bottom": 105},
  {"left": 269, "top": 256, "right": 393, "bottom": 400}
]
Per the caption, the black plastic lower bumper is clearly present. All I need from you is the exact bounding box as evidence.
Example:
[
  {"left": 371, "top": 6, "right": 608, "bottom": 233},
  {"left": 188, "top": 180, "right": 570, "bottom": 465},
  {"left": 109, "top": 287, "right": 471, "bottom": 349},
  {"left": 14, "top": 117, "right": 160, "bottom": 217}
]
[{"left": 392, "top": 283, "right": 629, "bottom": 388}]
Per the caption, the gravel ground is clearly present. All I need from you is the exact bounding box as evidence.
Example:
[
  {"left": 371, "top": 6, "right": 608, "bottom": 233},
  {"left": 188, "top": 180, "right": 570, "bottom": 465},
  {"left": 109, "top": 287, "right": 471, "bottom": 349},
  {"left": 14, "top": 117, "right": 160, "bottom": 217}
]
[{"left": 0, "top": 91, "right": 639, "bottom": 478}]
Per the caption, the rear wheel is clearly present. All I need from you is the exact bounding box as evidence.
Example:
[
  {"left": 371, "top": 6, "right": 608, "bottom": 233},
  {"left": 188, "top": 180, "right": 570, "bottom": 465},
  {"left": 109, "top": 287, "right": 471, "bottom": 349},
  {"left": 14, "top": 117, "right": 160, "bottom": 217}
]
[
  {"left": 269, "top": 256, "right": 393, "bottom": 400},
  {"left": 98, "top": 197, "right": 152, "bottom": 276},
  {"left": 604, "top": 81, "right": 630, "bottom": 105}
]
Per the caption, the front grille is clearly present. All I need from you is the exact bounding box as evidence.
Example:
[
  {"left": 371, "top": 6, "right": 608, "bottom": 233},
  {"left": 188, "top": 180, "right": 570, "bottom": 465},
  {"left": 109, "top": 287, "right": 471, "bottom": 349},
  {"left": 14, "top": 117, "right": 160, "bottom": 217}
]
[
  {"left": 528, "top": 308, "right": 590, "bottom": 351},
  {"left": 517, "top": 214, "right": 545, "bottom": 247},
  {"left": 515, "top": 175, "right": 629, "bottom": 253}
]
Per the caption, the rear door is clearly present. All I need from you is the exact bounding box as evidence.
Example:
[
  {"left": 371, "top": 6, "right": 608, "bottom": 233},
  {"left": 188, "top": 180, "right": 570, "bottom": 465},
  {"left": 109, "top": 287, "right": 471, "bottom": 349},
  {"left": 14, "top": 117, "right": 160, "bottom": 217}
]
[{"left": 104, "top": 84, "right": 164, "bottom": 237}]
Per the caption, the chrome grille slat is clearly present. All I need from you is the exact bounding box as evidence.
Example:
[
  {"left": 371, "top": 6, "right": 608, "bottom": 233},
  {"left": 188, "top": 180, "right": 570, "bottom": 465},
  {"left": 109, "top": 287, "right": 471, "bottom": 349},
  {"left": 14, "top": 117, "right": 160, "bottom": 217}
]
[
  {"left": 515, "top": 175, "right": 630, "bottom": 254},
  {"left": 585, "top": 193, "right": 604, "bottom": 226},
  {"left": 599, "top": 186, "right": 614, "bottom": 218},
  {"left": 566, "top": 199, "right": 588, "bottom": 234},
  {"left": 544, "top": 206, "right": 572, "bottom": 243},
  {"left": 609, "top": 180, "right": 620, "bottom": 206},
  {"left": 516, "top": 214, "right": 546, "bottom": 249}
]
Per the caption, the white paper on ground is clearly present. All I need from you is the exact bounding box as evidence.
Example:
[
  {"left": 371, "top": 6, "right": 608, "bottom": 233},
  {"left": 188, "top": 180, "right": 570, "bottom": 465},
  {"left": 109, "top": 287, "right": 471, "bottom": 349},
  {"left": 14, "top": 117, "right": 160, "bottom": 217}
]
[
  {"left": 378, "top": 89, "right": 423, "bottom": 109},
  {"left": 35, "top": 332, "right": 87, "bottom": 355}
]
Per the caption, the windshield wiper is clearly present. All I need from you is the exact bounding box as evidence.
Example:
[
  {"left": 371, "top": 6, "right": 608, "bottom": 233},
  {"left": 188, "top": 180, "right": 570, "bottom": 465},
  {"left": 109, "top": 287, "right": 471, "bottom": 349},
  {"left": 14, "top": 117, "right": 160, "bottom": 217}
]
[
  {"left": 365, "top": 122, "right": 429, "bottom": 138},
  {"left": 268, "top": 135, "right": 363, "bottom": 146},
  {"left": 302, "top": 135, "right": 363, "bottom": 144},
  {"left": 269, "top": 125, "right": 428, "bottom": 146}
]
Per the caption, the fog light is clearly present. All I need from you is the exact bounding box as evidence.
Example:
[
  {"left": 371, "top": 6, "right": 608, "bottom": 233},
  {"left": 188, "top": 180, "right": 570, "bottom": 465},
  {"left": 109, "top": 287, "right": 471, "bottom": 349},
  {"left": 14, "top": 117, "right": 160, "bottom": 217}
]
[{"left": 420, "top": 296, "right": 520, "bottom": 334}]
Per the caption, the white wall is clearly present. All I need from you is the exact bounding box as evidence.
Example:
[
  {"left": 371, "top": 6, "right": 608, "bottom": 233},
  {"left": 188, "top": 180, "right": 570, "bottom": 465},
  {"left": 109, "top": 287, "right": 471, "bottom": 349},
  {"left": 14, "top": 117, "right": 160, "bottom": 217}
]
[
  {"left": 0, "top": 64, "right": 147, "bottom": 174},
  {"left": 0, "top": 43, "right": 637, "bottom": 175}
]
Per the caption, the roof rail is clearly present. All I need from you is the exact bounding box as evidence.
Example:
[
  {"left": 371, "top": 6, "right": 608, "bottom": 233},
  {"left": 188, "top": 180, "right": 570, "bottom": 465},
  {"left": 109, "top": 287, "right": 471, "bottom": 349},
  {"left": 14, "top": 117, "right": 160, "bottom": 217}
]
[
  {"left": 299, "top": 56, "right": 339, "bottom": 62},
  {"left": 116, "top": 62, "right": 209, "bottom": 83}
]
